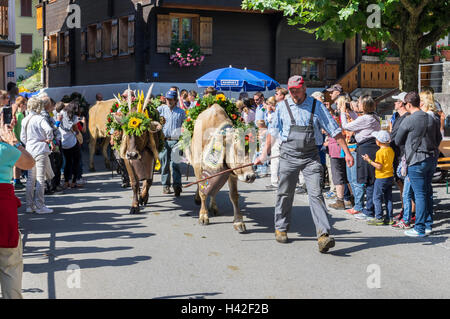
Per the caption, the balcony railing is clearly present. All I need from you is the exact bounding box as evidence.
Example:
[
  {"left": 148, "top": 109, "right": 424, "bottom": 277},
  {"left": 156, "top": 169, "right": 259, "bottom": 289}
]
[{"left": 0, "top": 1, "right": 8, "bottom": 40}]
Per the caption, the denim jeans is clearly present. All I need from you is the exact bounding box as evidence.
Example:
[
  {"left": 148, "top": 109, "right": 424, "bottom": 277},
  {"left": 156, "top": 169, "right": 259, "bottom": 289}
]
[
  {"left": 346, "top": 152, "right": 364, "bottom": 211},
  {"left": 402, "top": 176, "right": 414, "bottom": 223},
  {"left": 160, "top": 140, "right": 182, "bottom": 187},
  {"left": 26, "top": 154, "right": 48, "bottom": 210},
  {"left": 362, "top": 183, "right": 375, "bottom": 217},
  {"left": 407, "top": 157, "right": 435, "bottom": 234},
  {"left": 373, "top": 177, "right": 393, "bottom": 220}
]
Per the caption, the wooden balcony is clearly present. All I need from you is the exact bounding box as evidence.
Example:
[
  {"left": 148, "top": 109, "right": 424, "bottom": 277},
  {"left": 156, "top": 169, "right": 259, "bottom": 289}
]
[
  {"left": 0, "top": 0, "right": 8, "bottom": 40},
  {"left": 338, "top": 59, "right": 400, "bottom": 93}
]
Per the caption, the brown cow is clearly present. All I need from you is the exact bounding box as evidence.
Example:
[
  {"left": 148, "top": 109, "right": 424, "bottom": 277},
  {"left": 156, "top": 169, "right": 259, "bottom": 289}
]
[
  {"left": 88, "top": 99, "right": 114, "bottom": 171},
  {"left": 119, "top": 120, "right": 162, "bottom": 214},
  {"left": 187, "top": 104, "right": 256, "bottom": 232}
]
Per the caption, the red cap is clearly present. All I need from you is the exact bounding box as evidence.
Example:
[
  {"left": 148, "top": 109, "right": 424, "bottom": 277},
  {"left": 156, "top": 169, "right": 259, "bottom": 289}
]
[{"left": 288, "top": 76, "right": 305, "bottom": 89}]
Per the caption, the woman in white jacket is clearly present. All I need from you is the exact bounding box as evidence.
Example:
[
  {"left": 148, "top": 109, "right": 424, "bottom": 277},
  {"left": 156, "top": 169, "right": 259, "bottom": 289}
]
[{"left": 20, "top": 97, "right": 54, "bottom": 214}]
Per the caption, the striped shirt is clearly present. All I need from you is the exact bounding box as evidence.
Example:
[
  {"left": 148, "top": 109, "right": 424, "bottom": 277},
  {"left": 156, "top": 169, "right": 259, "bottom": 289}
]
[{"left": 157, "top": 104, "right": 186, "bottom": 139}]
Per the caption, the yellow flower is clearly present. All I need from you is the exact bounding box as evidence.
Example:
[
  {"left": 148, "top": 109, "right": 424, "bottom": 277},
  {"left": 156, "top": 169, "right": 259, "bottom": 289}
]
[
  {"left": 128, "top": 117, "right": 142, "bottom": 129},
  {"left": 185, "top": 110, "right": 189, "bottom": 115},
  {"left": 216, "top": 94, "right": 226, "bottom": 101}
]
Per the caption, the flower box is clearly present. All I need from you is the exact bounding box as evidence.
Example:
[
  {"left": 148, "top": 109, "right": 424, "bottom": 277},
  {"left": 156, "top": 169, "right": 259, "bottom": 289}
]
[{"left": 362, "top": 55, "right": 381, "bottom": 62}]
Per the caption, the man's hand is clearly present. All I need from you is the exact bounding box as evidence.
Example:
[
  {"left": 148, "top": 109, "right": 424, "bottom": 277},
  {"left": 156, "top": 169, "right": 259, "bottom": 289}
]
[{"left": 345, "top": 153, "right": 354, "bottom": 167}]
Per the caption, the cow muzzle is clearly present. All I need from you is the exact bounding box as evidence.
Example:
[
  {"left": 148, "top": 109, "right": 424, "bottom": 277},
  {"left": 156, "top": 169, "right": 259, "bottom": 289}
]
[
  {"left": 126, "top": 151, "right": 140, "bottom": 160},
  {"left": 238, "top": 172, "right": 256, "bottom": 183}
]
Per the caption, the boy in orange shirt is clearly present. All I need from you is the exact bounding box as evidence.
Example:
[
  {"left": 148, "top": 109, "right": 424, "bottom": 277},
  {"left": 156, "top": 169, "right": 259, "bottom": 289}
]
[{"left": 362, "top": 130, "right": 395, "bottom": 225}]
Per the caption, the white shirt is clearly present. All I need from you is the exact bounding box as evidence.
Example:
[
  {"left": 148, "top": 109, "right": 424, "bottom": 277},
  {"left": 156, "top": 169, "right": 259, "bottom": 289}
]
[
  {"left": 59, "top": 114, "right": 79, "bottom": 149},
  {"left": 20, "top": 112, "right": 54, "bottom": 158}
]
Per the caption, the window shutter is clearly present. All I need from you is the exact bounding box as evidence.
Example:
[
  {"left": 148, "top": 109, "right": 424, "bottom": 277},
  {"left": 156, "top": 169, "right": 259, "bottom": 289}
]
[
  {"left": 199, "top": 17, "right": 213, "bottom": 55},
  {"left": 81, "top": 28, "right": 87, "bottom": 61},
  {"left": 64, "top": 31, "right": 70, "bottom": 62},
  {"left": 325, "top": 59, "right": 337, "bottom": 80},
  {"left": 96, "top": 23, "right": 102, "bottom": 58},
  {"left": 21, "top": 34, "right": 33, "bottom": 54},
  {"left": 43, "top": 36, "right": 49, "bottom": 66},
  {"left": 192, "top": 17, "right": 199, "bottom": 44},
  {"left": 128, "top": 15, "right": 135, "bottom": 54},
  {"left": 111, "top": 19, "right": 118, "bottom": 56},
  {"left": 157, "top": 14, "right": 171, "bottom": 53}
]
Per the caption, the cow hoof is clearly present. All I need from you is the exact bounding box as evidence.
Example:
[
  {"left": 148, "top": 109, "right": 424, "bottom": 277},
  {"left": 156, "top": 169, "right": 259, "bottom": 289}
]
[
  {"left": 139, "top": 198, "right": 149, "bottom": 206},
  {"left": 130, "top": 206, "right": 140, "bottom": 214},
  {"left": 233, "top": 222, "right": 247, "bottom": 233},
  {"left": 198, "top": 215, "right": 210, "bottom": 225}
]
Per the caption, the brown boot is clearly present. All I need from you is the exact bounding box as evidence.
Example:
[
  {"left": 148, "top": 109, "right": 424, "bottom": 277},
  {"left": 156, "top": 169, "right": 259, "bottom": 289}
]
[
  {"left": 328, "top": 199, "right": 345, "bottom": 210},
  {"left": 275, "top": 230, "right": 288, "bottom": 243},
  {"left": 318, "top": 234, "right": 335, "bottom": 253}
]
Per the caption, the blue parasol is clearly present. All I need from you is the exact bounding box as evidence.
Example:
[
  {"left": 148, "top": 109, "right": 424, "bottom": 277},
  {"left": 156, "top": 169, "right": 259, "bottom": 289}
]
[{"left": 196, "top": 66, "right": 266, "bottom": 92}]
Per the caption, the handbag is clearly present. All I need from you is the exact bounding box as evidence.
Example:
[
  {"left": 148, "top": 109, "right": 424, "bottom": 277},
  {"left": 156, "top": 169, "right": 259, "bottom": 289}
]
[
  {"left": 76, "top": 131, "right": 83, "bottom": 145},
  {"left": 0, "top": 184, "right": 21, "bottom": 248}
]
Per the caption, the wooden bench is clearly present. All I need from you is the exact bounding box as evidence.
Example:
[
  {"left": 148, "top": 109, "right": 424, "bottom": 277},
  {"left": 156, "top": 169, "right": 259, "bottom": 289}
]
[{"left": 437, "top": 157, "right": 450, "bottom": 194}]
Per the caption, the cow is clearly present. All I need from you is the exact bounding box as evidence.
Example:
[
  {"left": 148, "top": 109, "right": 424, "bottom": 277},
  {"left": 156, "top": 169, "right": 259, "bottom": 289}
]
[
  {"left": 187, "top": 103, "right": 256, "bottom": 232},
  {"left": 118, "top": 119, "right": 163, "bottom": 214},
  {"left": 88, "top": 99, "right": 114, "bottom": 171}
]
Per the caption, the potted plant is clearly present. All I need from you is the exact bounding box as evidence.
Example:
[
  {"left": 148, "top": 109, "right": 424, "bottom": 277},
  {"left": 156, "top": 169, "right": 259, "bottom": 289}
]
[
  {"left": 437, "top": 44, "right": 450, "bottom": 61},
  {"left": 361, "top": 46, "right": 399, "bottom": 63},
  {"left": 419, "top": 48, "right": 433, "bottom": 63},
  {"left": 169, "top": 41, "right": 205, "bottom": 68}
]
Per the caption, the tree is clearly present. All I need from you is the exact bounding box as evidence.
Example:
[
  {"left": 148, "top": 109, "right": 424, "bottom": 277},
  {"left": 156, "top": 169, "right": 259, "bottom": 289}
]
[{"left": 241, "top": 0, "right": 450, "bottom": 92}]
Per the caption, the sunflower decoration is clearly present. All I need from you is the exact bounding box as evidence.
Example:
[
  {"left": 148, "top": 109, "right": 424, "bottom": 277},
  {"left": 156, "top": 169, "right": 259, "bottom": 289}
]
[
  {"left": 107, "top": 85, "right": 164, "bottom": 151},
  {"left": 179, "top": 93, "right": 256, "bottom": 151}
]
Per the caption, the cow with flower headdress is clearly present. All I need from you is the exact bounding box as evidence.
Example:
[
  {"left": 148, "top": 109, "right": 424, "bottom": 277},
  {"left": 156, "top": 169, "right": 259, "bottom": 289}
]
[
  {"left": 179, "top": 94, "right": 257, "bottom": 231},
  {"left": 109, "top": 85, "right": 164, "bottom": 214}
]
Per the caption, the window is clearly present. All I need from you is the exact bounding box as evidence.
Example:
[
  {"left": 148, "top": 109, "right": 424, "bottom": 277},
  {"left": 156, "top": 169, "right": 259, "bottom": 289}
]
[
  {"left": 21, "top": 0, "right": 32, "bottom": 17},
  {"left": 171, "top": 17, "right": 193, "bottom": 44},
  {"left": 118, "top": 15, "right": 135, "bottom": 56},
  {"left": 290, "top": 58, "right": 325, "bottom": 82},
  {"left": 21, "top": 34, "right": 32, "bottom": 54}
]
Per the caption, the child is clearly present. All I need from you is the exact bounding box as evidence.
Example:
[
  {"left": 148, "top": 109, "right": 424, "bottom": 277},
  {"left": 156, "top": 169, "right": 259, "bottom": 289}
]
[
  {"left": 254, "top": 119, "right": 269, "bottom": 177},
  {"left": 362, "top": 130, "right": 395, "bottom": 225}
]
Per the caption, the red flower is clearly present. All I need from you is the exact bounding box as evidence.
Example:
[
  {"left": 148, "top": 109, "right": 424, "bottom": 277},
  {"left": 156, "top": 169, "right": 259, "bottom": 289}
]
[
  {"left": 196, "top": 102, "right": 200, "bottom": 107},
  {"left": 231, "top": 114, "right": 237, "bottom": 120},
  {"left": 245, "top": 136, "right": 249, "bottom": 141},
  {"left": 186, "top": 117, "right": 191, "bottom": 122}
]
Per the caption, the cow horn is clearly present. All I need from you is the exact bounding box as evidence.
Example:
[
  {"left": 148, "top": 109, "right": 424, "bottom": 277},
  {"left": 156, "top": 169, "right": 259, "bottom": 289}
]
[
  {"left": 127, "top": 84, "right": 132, "bottom": 110},
  {"left": 142, "top": 83, "right": 155, "bottom": 110},
  {"left": 148, "top": 121, "right": 162, "bottom": 133}
]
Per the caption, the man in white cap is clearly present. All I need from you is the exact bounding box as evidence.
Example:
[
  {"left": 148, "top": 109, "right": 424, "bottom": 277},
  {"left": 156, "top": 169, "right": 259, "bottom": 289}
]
[{"left": 389, "top": 92, "right": 409, "bottom": 221}]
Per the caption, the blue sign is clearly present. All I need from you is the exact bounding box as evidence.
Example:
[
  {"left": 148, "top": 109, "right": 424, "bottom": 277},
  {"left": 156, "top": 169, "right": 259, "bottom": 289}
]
[
  {"left": 153, "top": 72, "right": 159, "bottom": 78},
  {"left": 7, "top": 72, "right": 14, "bottom": 78}
]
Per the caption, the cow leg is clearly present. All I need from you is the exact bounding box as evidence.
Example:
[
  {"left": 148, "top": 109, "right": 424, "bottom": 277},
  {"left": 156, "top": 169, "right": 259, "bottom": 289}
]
[
  {"left": 102, "top": 138, "right": 111, "bottom": 170},
  {"left": 198, "top": 191, "right": 209, "bottom": 225},
  {"left": 124, "top": 160, "right": 140, "bottom": 214},
  {"left": 139, "top": 179, "right": 152, "bottom": 206},
  {"left": 194, "top": 187, "right": 201, "bottom": 206},
  {"left": 209, "top": 196, "right": 219, "bottom": 216},
  {"left": 89, "top": 135, "right": 97, "bottom": 172},
  {"left": 228, "top": 175, "right": 246, "bottom": 233}
]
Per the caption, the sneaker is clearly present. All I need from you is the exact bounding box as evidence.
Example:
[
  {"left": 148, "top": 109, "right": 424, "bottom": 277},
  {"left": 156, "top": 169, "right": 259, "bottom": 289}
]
[
  {"left": 346, "top": 208, "right": 361, "bottom": 215},
  {"left": 325, "top": 191, "right": 336, "bottom": 199},
  {"left": 76, "top": 178, "right": 86, "bottom": 185},
  {"left": 295, "top": 186, "right": 307, "bottom": 194},
  {"left": 367, "top": 218, "right": 385, "bottom": 226},
  {"left": 26, "top": 207, "right": 35, "bottom": 213},
  {"left": 394, "top": 210, "right": 404, "bottom": 221},
  {"left": 354, "top": 213, "right": 373, "bottom": 220},
  {"left": 14, "top": 182, "right": 26, "bottom": 190},
  {"left": 391, "top": 220, "right": 411, "bottom": 229},
  {"left": 174, "top": 186, "right": 182, "bottom": 197},
  {"left": 163, "top": 186, "right": 171, "bottom": 194},
  {"left": 35, "top": 206, "right": 54, "bottom": 214},
  {"left": 404, "top": 229, "right": 426, "bottom": 237},
  {"left": 265, "top": 184, "right": 278, "bottom": 190},
  {"left": 425, "top": 228, "right": 432, "bottom": 235},
  {"left": 386, "top": 218, "right": 395, "bottom": 225}
]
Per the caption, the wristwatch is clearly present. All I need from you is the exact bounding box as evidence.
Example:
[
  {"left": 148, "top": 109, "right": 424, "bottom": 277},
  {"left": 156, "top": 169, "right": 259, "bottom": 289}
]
[{"left": 13, "top": 142, "right": 22, "bottom": 148}]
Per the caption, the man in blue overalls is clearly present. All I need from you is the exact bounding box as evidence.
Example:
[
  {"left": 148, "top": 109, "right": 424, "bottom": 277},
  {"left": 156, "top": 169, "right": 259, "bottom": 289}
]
[
  {"left": 158, "top": 90, "right": 186, "bottom": 197},
  {"left": 254, "top": 76, "right": 354, "bottom": 253}
]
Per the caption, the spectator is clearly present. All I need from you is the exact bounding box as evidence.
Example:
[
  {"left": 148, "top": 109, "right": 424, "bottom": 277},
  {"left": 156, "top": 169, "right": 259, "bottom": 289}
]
[
  {"left": 254, "top": 92, "right": 267, "bottom": 126},
  {"left": 395, "top": 92, "right": 442, "bottom": 237},
  {"left": 255, "top": 119, "right": 269, "bottom": 177},
  {"left": 389, "top": 92, "right": 410, "bottom": 222},
  {"left": 241, "top": 98, "right": 256, "bottom": 124},
  {"left": 362, "top": 130, "right": 395, "bottom": 225},
  {"left": 59, "top": 101, "right": 82, "bottom": 189},
  {"left": 266, "top": 96, "right": 281, "bottom": 190},
  {"left": 239, "top": 92, "right": 249, "bottom": 100},
  {"left": 203, "top": 87, "right": 217, "bottom": 97},
  {"left": 421, "top": 86, "right": 445, "bottom": 137},
  {"left": 0, "top": 116, "right": 35, "bottom": 299},
  {"left": 275, "top": 87, "right": 288, "bottom": 103},
  {"left": 7, "top": 82, "right": 18, "bottom": 105},
  {"left": 180, "top": 90, "right": 190, "bottom": 109},
  {"left": 325, "top": 84, "right": 344, "bottom": 113},
  {"left": 95, "top": 93, "right": 103, "bottom": 102},
  {"left": 12, "top": 96, "right": 28, "bottom": 190},
  {"left": 0, "top": 90, "right": 10, "bottom": 109},
  {"left": 340, "top": 95, "right": 381, "bottom": 221},
  {"left": 20, "top": 97, "right": 55, "bottom": 214},
  {"left": 75, "top": 105, "right": 87, "bottom": 185},
  {"left": 188, "top": 90, "right": 198, "bottom": 108},
  {"left": 328, "top": 95, "right": 353, "bottom": 210}
]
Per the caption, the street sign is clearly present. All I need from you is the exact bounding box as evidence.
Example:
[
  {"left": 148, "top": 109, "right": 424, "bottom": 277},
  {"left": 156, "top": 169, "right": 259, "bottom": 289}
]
[{"left": 7, "top": 72, "right": 14, "bottom": 78}]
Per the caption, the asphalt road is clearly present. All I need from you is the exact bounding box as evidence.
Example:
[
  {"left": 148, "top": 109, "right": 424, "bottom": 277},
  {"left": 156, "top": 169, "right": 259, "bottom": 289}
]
[{"left": 8, "top": 152, "right": 450, "bottom": 299}]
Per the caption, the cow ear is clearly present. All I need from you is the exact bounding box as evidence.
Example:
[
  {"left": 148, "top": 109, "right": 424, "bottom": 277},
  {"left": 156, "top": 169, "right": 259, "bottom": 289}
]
[
  {"left": 113, "top": 114, "right": 124, "bottom": 124},
  {"left": 148, "top": 121, "right": 162, "bottom": 133}
]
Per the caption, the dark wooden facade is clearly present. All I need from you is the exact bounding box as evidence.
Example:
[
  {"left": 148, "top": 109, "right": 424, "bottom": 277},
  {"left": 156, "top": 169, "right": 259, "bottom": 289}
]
[{"left": 41, "top": 0, "right": 352, "bottom": 88}]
